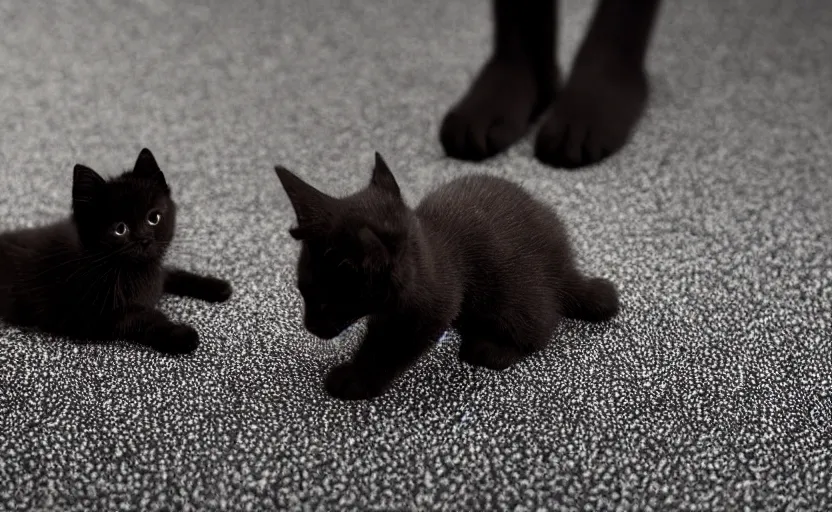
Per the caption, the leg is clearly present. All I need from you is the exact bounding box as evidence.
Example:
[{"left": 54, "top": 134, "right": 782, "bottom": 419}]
[
  {"left": 164, "top": 268, "right": 232, "bottom": 303},
  {"left": 440, "top": 0, "right": 558, "bottom": 161},
  {"left": 561, "top": 276, "right": 620, "bottom": 322},
  {"left": 459, "top": 335, "right": 525, "bottom": 370},
  {"left": 457, "top": 301, "right": 559, "bottom": 370},
  {"left": 535, "top": 0, "right": 662, "bottom": 168},
  {"left": 115, "top": 306, "right": 200, "bottom": 355},
  {"left": 325, "top": 313, "right": 448, "bottom": 400}
]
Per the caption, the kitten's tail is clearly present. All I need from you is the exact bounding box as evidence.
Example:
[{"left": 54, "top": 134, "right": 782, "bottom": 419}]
[{"left": 561, "top": 277, "right": 620, "bottom": 322}]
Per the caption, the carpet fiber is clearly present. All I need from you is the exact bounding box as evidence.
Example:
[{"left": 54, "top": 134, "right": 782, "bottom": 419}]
[{"left": 1, "top": 0, "right": 831, "bottom": 510}]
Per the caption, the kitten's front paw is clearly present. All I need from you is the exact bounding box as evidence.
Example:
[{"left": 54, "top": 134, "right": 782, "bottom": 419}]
[
  {"left": 202, "top": 278, "right": 233, "bottom": 303},
  {"left": 325, "top": 363, "right": 382, "bottom": 400},
  {"left": 152, "top": 324, "right": 200, "bottom": 355}
]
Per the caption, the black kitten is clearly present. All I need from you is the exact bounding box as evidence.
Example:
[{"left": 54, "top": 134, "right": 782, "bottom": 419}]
[
  {"left": 0, "top": 148, "right": 232, "bottom": 354},
  {"left": 274, "top": 152, "right": 619, "bottom": 400},
  {"left": 440, "top": 0, "right": 661, "bottom": 168}
]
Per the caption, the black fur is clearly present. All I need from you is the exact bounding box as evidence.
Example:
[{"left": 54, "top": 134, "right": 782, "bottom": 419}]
[
  {"left": 440, "top": 0, "right": 662, "bottom": 168},
  {"left": 0, "top": 148, "right": 232, "bottom": 354},
  {"left": 275, "top": 152, "right": 619, "bottom": 400}
]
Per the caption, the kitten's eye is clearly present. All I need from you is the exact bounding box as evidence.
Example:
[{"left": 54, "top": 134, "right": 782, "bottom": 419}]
[
  {"left": 114, "top": 223, "right": 129, "bottom": 236},
  {"left": 147, "top": 211, "right": 162, "bottom": 226}
]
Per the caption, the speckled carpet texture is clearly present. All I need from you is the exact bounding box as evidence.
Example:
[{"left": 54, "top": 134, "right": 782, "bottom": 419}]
[{"left": 1, "top": 0, "right": 831, "bottom": 510}]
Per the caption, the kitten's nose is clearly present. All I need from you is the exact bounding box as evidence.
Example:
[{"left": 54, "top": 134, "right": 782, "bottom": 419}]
[{"left": 139, "top": 238, "right": 153, "bottom": 248}]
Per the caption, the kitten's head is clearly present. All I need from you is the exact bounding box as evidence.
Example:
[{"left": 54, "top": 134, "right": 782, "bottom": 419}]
[
  {"left": 274, "top": 152, "right": 411, "bottom": 340},
  {"left": 72, "top": 148, "right": 177, "bottom": 263}
]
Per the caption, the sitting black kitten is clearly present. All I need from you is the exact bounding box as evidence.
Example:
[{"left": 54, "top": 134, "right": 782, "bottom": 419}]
[
  {"left": 274, "top": 152, "right": 619, "bottom": 400},
  {"left": 0, "top": 148, "right": 232, "bottom": 354}
]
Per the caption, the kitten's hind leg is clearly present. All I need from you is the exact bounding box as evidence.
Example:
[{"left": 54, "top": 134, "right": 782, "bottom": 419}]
[
  {"left": 459, "top": 335, "right": 525, "bottom": 371},
  {"left": 115, "top": 306, "right": 199, "bottom": 355},
  {"left": 163, "top": 268, "right": 232, "bottom": 303},
  {"left": 561, "top": 276, "right": 620, "bottom": 322},
  {"left": 457, "top": 304, "right": 557, "bottom": 370}
]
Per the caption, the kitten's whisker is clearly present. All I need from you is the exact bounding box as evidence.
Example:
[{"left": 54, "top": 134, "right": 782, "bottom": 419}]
[
  {"left": 61, "top": 246, "right": 133, "bottom": 284},
  {"left": 23, "top": 251, "right": 103, "bottom": 280}
]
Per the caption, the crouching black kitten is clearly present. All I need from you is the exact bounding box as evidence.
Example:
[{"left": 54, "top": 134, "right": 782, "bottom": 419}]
[
  {"left": 0, "top": 148, "right": 232, "bottom": 354},
  {"left": 274, "top": 153, "right": 619, "bottom": 400}
]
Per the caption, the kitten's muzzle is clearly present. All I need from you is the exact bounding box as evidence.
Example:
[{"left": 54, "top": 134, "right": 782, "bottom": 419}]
[{"left": 130, "top": 239, "right": 159, "bottom": 261}]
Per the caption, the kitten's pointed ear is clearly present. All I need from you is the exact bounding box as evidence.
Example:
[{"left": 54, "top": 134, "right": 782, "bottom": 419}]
[
  {"left": 371, "top": 152, "right": 401, "bottom": 198},
  {"left": 274, "top": 165, "right": 334, "bottom": 239},
  {"left": 72, "top": 164, "right": 106, "bottom": 206},
  {"left": 133, "top": 148, "right": 168, "bottom": 188},
  {"left": 357, "top": 226, "right": 391, "bottom": 271}
]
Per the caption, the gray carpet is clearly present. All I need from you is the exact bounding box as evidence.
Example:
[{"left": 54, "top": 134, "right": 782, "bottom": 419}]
[{"left": 1, "top": 0, "right": 831, "bottom": 510}]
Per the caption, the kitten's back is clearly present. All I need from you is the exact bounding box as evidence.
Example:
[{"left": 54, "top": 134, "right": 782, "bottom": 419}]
[
  {"left": 416, "top": 174, "right": 573, "bottom": 263},
  {"left": 414, "top": 174, "right": 578, "bottom": 316}
]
